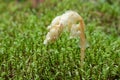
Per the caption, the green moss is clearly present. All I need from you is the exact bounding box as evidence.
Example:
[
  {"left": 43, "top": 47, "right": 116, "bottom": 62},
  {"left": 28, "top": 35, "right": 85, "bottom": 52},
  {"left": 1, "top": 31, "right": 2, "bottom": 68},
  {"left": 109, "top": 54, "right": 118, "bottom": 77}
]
[{"left": 0, "top": 0, "right": 120, "bottom": 79}]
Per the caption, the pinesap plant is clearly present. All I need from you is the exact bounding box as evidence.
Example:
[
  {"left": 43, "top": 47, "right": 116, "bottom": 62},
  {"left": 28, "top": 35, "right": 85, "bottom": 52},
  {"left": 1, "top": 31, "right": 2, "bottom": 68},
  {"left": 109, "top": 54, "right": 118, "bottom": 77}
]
[{"left": 44, "top": 10, "right": 86, "bottom": 66}]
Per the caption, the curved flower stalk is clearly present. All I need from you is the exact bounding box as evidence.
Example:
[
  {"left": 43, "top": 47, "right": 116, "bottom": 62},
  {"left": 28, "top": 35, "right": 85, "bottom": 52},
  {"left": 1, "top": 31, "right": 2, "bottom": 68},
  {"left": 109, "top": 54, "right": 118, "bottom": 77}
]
[{"left": 44, "top": 10, "right": 86, "bottom": 66}]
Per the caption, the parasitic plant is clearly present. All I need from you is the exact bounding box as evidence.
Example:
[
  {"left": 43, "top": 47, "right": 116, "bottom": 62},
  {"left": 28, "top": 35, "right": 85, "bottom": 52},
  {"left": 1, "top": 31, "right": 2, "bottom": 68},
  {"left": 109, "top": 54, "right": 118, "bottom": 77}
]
[{"left": 44, "top": 10, "right": 86, "bottom": 66}]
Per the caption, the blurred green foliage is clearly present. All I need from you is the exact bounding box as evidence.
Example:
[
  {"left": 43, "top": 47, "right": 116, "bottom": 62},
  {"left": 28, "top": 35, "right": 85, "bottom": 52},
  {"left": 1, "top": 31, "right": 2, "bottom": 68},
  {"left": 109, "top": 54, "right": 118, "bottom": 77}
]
[{"left": 0, "top": 0, "right": 120, "bottom": 79}]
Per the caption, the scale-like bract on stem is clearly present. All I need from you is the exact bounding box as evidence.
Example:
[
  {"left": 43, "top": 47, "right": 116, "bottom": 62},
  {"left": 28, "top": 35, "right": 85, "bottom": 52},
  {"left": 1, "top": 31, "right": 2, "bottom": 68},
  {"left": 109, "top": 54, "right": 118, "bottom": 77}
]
[{"left": 44, "top": 10, "right": 86, "bottom": 66}]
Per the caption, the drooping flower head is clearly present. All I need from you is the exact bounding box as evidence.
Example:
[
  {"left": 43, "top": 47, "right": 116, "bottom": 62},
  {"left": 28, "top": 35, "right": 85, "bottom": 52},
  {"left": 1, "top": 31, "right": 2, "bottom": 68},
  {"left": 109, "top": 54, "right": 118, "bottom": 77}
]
[{"left": 44, "top": 10, "right": 84, "bottom": 45}]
